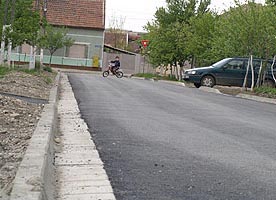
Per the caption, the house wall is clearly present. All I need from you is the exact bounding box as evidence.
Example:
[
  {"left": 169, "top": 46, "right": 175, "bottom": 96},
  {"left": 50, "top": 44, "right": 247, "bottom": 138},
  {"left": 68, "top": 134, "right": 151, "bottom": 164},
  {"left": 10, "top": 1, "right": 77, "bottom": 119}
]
[
  {"left": 46, "top": 27, "right": 105, "bottom": 67},
  {"left": 12, "top": 27, "right": 104, "bottom": 68}
]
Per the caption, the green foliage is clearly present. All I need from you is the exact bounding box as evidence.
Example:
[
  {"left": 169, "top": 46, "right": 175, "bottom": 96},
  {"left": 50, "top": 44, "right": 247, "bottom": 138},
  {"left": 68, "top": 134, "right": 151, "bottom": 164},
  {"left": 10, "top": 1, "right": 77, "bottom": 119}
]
[
  {"left": 134, "top": 73, "right": 179, "bottom": 81},
  {"left": 212, "top": 2, "right": 276, "bottom": 60},
  {"left": 254, "top": 86, "right": 276, "bottom": 98},
  {"left": 43, "top": 66, "right": 53, "bottom": 73},
  {"left": 0, "top": 0, "right": 41, "bottom": 48},
  {"left": 44, "top": 76, "right": 52, "bottom": 85},
  {"left": 145, "top": 0, "right": 276, "bottom": 70},
  {"left": 135, "top": 73, "right": 161, "bottom": 79},
  {"left": 40, "top": 25, "right": 74, "bottom": 66},
  {"left": 144, "top": 0, "right": 212, "bottom": 68},
  {"left": 0, "top": 66, "right": 11, "bottom": 78}
]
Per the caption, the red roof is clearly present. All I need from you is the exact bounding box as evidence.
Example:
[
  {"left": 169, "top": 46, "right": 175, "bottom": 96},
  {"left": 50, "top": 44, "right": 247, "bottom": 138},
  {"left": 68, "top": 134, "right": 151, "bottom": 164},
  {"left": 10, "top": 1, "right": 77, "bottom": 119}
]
[{"left": 46, "top": 0, "right": 105, "bottom": 30}]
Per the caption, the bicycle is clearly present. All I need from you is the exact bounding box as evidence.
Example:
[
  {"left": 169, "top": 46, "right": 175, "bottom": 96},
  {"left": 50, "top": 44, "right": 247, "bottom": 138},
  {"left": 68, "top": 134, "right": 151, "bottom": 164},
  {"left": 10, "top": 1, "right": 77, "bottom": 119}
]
[{"left": 102, "top": 64, "right": 124, "bottom": 78}]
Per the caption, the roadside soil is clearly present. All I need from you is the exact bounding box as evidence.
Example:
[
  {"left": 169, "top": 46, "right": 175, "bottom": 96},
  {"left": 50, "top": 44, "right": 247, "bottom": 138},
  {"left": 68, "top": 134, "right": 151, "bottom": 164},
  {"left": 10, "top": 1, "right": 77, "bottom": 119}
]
[{"left": 0, "top": 70, "right": 56, "bottom": 197}]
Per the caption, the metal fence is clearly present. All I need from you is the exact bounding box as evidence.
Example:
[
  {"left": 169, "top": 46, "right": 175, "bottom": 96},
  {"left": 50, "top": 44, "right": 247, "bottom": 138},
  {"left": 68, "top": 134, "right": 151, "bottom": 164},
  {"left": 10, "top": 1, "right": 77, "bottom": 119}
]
[{"left": 9, "top": 53, "right": 97, "bottom": 67}]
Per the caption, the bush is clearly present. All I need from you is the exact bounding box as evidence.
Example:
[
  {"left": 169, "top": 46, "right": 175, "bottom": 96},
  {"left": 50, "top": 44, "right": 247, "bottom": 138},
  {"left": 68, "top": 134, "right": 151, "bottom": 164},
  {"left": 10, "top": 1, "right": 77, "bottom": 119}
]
[
  {"left": 43, "top": 66, "right": 53, "bottom": 73},
  {"left": 0, "top": 66, "right": 11, "bottom": 78},
  {"left": 254, "top": 87, "right": 276, "bottom": 98},
  {"left": 134, "top": 73, "right": 161, "bottom": 79}
]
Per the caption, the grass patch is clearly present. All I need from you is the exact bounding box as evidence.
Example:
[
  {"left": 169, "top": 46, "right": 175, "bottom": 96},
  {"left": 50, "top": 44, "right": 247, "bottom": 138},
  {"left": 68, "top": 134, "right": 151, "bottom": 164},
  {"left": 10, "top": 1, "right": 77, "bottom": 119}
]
[
  {"left": 134, "top": 73, "right": 180, "bottom": 82},
  {"left": 0, "top": 66, "right": 11, "bottom": 78},
  {"left": 43, "top": 66, "right": 53, "bottom": 73},
  {"left": 253, "top": 86, "right": 276, "bottom": 98},
  {"left": 134, "top": 73, "right": 161, "bottom": 79}
]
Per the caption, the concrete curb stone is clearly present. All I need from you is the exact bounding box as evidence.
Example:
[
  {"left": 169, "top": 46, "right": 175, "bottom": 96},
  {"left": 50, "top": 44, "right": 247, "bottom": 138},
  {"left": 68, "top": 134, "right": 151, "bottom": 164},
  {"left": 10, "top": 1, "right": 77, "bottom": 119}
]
[
  {"left": 9, "top": 72, "right": 61, "bottom": 200},
  {"left": 199, "top": 86, "right": 222, "bottom": 94}
]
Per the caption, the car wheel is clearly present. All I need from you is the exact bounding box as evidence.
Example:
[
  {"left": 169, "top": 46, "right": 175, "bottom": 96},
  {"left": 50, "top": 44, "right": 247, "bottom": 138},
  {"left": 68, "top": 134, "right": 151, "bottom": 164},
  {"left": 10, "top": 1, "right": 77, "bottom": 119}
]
[
  {"left": 201, "top": 75, "right": 215, "bottom": 87},
  {"left": 194, "top": 83, "right": 201, "bottom": 88},
  {"left": 263, "top": 79, "right": 275, "bottom": 88}
]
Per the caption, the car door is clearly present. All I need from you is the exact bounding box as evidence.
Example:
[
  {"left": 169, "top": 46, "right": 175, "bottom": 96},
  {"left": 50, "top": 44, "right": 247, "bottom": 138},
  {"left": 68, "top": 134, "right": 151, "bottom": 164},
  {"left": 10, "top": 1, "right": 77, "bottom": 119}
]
[{"left": 214, "top": 59, "right": 246, "bottom": 86}]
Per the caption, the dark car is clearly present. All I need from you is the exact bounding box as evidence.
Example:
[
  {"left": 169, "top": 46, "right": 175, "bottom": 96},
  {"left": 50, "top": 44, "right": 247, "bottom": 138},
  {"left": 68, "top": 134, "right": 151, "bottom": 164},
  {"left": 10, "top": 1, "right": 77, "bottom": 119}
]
[{"left": 183, "top": 58, "right": 276, "bottom": 88}]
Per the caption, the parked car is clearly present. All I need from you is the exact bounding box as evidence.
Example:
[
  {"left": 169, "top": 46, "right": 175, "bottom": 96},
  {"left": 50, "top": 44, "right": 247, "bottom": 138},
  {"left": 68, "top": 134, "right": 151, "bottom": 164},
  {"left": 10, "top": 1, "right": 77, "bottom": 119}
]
[{"left": 183, "top": 58, "right": 276, "bottom": 88}]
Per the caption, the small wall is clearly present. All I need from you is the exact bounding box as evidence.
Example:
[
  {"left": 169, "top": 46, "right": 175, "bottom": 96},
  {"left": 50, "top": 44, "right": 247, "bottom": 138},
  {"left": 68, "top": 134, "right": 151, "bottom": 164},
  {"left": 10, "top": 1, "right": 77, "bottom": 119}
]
[{"left": 103, "top": 52, "right": 155, "bottom": 75}]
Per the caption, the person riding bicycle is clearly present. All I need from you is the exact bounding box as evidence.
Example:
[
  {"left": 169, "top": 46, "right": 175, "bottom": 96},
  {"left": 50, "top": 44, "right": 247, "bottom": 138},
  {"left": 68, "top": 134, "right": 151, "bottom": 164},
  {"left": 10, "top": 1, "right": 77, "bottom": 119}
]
[{"left": 110, "top": 56, "right": 120, "bottom": 74}]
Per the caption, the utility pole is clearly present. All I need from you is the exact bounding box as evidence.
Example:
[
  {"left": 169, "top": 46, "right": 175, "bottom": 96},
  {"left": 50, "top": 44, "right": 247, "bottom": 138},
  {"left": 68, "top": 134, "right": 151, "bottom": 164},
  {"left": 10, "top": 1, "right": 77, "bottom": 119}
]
[
  {"left": 7, "top": 0, "right": 16, "bottom": 67},
  {"left": 0, "top": 0, "right": 9, "bottom": 65},
  {"left": 29, "top": 0, "right": 40, "bottom": 69},
  {"left": 40, "top": 0, "right": 47, "bottom": 66}
]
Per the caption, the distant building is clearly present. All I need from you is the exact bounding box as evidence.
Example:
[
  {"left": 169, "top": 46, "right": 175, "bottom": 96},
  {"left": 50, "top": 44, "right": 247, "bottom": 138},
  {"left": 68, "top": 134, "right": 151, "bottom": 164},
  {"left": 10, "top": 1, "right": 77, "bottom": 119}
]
[
  {"left": 15, "top": 0, "right": 106, "bottom": 69},
  {"left": 104, "top": 30, "right": 142, "bottom": 53}
]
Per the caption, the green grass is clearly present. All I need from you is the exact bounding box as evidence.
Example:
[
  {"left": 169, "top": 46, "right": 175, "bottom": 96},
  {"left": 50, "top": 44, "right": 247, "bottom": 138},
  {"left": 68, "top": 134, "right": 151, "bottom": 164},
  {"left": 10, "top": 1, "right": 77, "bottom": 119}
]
[
  {"left": 254, "top": 86, "right": 276, "bottom": 98},
  {"left": 134, "top": 73, "right": 180, "bottom": 82},
  {"left": 0, "top": 66, "right": 11, "bottom": 78},
  {"left": 134, "top": 73, "right": 161, "bottom": 79}
]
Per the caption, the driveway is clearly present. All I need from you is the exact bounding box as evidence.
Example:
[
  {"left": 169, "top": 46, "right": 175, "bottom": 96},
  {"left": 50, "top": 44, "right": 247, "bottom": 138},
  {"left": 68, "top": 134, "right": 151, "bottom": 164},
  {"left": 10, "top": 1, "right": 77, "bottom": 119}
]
[{"left": 68, "top": 74, "right": 276, "bottom": 200}]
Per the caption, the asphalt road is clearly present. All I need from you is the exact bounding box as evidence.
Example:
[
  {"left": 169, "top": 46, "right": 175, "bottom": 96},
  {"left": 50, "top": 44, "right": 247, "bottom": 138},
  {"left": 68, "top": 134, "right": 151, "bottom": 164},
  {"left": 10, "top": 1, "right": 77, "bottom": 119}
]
[{"left": 68, "top": 74, "right": 276, "bottom": 200}]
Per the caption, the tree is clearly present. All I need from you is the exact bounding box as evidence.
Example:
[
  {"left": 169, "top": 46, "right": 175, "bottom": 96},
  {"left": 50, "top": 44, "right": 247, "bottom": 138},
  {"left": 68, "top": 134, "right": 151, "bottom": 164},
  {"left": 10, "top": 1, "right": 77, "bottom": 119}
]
[
  {"left": 211, "top": 1, "right": 276, "bottom": 89},
  {"left": 185, "top": 12, "right": 217, "bottom": 67},
  {"left": 40, "top": 26, "right": 74, "bottom": 67},
  {"left": 108, "top": 15, "right": 127, "bottom": 49},
  {"left": 145, "top": 0, "right": 212, "bottom": 79},
  {"left": 0, "top": 0, "right": 41, "bottom": 68}
]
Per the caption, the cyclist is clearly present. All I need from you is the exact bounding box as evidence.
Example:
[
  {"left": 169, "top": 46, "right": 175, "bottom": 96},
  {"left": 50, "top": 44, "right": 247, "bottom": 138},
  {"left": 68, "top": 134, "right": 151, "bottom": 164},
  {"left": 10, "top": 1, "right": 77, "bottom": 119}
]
[{"left": 110, "top": 56, "right": 120, "bottom": 74}]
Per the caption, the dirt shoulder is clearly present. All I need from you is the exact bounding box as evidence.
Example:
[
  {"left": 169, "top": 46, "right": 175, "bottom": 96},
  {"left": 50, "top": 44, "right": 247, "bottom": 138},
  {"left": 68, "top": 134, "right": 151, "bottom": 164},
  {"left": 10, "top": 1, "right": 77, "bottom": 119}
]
[{"left": 0, "top": 69, "right": 56, "bottom": 197}]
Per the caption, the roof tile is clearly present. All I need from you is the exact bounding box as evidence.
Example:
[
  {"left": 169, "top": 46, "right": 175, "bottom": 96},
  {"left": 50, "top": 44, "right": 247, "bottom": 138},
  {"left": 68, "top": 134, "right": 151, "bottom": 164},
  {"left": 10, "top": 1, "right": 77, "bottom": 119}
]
[{"left": 46, "top": 0, "right": 105, "bottom": 29}]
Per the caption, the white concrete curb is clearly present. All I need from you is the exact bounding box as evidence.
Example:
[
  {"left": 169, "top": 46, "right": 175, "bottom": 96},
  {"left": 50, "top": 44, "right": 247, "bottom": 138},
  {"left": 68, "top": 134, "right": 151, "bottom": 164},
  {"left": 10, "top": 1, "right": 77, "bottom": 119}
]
[
  {"left": 9, "top": 73, "right": 60, "bottom": 200},
  {"left": 55, "top": 74, "right": 116, "bottom": 200},
  {"left": 236, "top": 93, "right": 276, "bottom": 105},
  {"left": 199, "top": 86, "right": 222, "bottom": 94}
]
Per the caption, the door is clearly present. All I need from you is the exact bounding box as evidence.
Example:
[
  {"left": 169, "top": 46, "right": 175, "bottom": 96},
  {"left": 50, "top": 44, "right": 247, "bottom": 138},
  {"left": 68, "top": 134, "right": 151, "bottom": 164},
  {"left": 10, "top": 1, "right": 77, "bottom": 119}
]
[{"left": 215, "top": 59, "right": 246, "bottom": 86}]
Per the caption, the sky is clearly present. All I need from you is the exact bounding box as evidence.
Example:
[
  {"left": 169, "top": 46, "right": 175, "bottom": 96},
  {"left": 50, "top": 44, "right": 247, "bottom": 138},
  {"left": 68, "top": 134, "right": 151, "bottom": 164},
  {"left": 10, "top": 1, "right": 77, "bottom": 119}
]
[{"left": 105, "top": 0, "right": 265, "bottom": 32}]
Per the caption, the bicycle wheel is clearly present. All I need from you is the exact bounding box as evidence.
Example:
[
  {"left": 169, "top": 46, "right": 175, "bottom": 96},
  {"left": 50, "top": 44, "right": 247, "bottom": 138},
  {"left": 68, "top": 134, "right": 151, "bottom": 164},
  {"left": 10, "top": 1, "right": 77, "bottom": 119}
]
[
  {"left": 115, "top": 71, "right": 123, "bottom": 78},
  {"left": 103, "top": 71, "right": 109, "bottom": 77}
]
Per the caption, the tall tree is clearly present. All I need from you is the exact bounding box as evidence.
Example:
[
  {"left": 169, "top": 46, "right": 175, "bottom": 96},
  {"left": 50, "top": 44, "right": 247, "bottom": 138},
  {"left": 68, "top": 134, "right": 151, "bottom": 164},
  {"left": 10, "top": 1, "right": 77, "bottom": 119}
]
[{"left": 145, "top": 0, "right": 211, "bottom": 79}]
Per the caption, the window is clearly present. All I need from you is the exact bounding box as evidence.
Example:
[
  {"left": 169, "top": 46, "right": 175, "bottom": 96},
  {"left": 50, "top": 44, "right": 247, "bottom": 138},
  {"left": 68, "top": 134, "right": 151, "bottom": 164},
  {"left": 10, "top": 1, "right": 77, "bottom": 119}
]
[
  {"left": 66, "top": 43, "right": 88, "bottom": 59},
  {"left": 225, "top": 60, "right": 244, "bottom": 70}
]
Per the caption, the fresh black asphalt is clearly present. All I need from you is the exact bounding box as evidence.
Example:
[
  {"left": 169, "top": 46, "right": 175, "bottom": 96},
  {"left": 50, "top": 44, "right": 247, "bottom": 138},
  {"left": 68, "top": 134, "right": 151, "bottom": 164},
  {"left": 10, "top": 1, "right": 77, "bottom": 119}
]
[{"left": 68, "top": 74, "right": 276, "bottom": 200}]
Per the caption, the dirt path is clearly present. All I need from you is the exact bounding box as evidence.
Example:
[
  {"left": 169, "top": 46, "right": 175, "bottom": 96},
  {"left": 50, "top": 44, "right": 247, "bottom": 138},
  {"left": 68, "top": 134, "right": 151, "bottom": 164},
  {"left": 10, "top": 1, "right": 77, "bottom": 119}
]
[{"left": 0, "top": 70, "right": 55, "bottom": 197}]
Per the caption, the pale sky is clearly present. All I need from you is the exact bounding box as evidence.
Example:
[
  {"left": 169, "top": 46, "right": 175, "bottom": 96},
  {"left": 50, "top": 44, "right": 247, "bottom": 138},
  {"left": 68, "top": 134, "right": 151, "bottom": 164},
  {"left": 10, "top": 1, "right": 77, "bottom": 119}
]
[{"left": 106, "top": 0, "right": 265, "bottom": 32}]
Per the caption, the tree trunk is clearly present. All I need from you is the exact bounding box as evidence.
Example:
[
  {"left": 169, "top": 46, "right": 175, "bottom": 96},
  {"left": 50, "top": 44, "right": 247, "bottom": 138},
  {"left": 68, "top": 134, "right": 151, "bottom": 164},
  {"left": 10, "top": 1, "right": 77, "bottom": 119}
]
[
  {"left": 256, "top": 60, "right": 263, "bottom": 88},
  {"left": 0, "top": 36, "right": 5, "bottom": 65},
  {"left": 250, "top": 55, "right": 254, "bottom": 91},
  {"left": 29, "top": 46, "right": 34, "bottom": 69},
  {"left": 191, "top": 56, "right": 196, "bottom": 69},
  {"left": 271, "top": 55, "right": 276, "bottom": 85},
  {"left": 179, "top": 65, "right": 184, "bottom": 81},
  {"left": 242, "top": 56, "right": 251, "bottom": 90},
  {"left": 174, "top": 62, "right": 179, "bottom": 80},
  {"left": 49, "top": 53, "right": 53, "bottom": 68},
  {"left": 7, "top": 41, "right": 12, "bottom": 67},
  {"left": 40, "top": 48, "right": 44, "bottom": 68}
]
